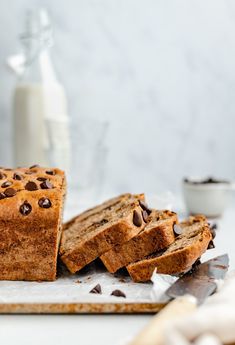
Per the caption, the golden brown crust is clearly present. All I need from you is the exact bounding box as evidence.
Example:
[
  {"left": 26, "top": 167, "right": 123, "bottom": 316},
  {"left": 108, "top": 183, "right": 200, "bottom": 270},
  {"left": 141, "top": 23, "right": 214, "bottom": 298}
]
[
  {"left": 127, "top": 216, "right": 212, "bottom": 282},
  {"left": 0, "top": 166, "right": 66, "bottom": 281},
  {"left": 60, "top": 194, "right": 146, "bottom": 273},
  {"left": 100, "top": 210, "right": 177, "bottom": 273}
]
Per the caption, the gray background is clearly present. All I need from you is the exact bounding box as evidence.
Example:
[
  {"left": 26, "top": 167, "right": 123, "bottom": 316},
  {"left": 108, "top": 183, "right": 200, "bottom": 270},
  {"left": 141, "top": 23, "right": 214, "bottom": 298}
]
[{"left": 1, "top": 0, "right": 235, "bottom": 196}]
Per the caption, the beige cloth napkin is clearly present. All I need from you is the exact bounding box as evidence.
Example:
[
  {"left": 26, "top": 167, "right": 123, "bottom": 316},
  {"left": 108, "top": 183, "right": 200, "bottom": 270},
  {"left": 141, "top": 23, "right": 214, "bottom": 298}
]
[{"left": 164, "top": 271, "right": 235, "bottom": 345}]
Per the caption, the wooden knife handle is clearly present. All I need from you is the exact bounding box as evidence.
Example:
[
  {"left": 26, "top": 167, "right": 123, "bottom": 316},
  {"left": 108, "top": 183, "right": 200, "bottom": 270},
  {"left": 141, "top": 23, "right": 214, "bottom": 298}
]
[{"left": 128, "top": 295, "right": 197, "bottom": 345}]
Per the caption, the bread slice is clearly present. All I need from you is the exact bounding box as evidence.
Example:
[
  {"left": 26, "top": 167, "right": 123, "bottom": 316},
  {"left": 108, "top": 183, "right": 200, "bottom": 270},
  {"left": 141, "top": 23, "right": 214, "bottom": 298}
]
[
  {"left": 0, "top": 165, "right": 66, "bottom": 281},
  {"left": 100, "top": 210, "right": 178, "bottom": 273},
  {"left": 60, "top": 193, "right": 146, "bottom": 273},
  {"left": 65, "top": 193, "right": 145, "bottom": 228},
  {"left": 127, "top": 215, "right": 212, "bottom": 282}
]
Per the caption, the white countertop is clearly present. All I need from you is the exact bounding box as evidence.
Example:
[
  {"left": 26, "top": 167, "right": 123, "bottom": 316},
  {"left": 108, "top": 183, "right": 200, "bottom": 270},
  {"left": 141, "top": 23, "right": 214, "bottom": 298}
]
[{"left": 0, "top": 205, "right": 234, "bottom": 345}]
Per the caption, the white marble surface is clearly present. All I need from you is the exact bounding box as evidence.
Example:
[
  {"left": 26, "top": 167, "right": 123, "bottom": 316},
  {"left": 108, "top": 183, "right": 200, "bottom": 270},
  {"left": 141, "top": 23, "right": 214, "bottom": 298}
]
[{"left": 0, "top": 0, "right": 235, "bottom": 196}]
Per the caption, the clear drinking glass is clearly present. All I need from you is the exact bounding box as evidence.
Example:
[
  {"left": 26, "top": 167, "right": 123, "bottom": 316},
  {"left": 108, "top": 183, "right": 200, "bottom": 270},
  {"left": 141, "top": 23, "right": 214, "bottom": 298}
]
[{"left": 67, "top": 118, "right": 109, "bottom": 213}]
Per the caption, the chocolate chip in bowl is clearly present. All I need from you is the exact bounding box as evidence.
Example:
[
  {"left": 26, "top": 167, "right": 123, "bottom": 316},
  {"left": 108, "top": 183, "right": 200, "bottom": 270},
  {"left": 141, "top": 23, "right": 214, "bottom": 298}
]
[
  {"left": 183, "top": 176, "right": 235, "bottom": 217},
  {"left": 184, "top": 177, "right": 230, "bottom": 185}
]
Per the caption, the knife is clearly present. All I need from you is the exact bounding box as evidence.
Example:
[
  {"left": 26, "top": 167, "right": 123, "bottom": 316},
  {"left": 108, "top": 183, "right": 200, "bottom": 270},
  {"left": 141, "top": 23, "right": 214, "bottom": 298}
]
[
  {"left": 128, "top": 254, "right": 229, "bottom": 345},
  {"left": 166, "top": 254, "right": 229, "bottom": 304}
]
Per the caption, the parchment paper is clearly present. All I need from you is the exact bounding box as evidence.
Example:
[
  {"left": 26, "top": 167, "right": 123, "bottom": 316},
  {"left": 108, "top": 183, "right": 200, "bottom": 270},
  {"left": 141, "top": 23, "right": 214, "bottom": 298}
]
[{"left": 0, "top": 262, "right": 175, "bottom": 304}]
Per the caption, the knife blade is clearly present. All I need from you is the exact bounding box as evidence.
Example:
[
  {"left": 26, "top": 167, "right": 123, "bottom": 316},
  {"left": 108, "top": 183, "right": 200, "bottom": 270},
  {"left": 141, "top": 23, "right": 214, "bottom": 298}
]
[{"left": 166, "top": 254, "right": 229, "bottom": 305}]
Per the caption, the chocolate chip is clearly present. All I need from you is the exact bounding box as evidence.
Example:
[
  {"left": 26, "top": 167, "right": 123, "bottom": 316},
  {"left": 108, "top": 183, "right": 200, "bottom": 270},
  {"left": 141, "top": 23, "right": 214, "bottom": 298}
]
[
  {"left": 46, "top": 170, "right": 55, "bottom": 176},
  {"left": 142, "top": 210, "right": 149, "bottom": 223},
  {"left": 13, "top": 173, "right": 22, "bottom": 180},
  {"left": 20, "top": 201, "right": 32, "bottom": 216},
  {"left": 0, "top": 192, "right": 5, "bottom": 200},
  {"left": 99, "top": 218, "right": 109, "bottom": 226},
  {"left": 37, "top": 177, "right": 47, "bottom": 181},
  {"left": 89, "top": 284, "right": 102, "bottom": 294},
  {"left": 184, "top": 177, "right": 230, "bottom": 185},
  {"left": 192, "top": 258, "right": 201, "bottom": 268},
  {"left": 111, "top": 289, "right": 126, "bottom": 298},
  {"left": 40, "top": 180, "right": 53, "bottom": 189},
  {"left": 207, "top": 240, "right": 215, "bottom": 250},
  {"left": 211, "top": 223, "right": 217, "bottom": 230},
  {"left": 4, "top": 188, "right": 17, "bottom": 197},
  {"left": 0, "top": 172, "right": 6, "bottom": 180},
  {"left": 209, "top": 223, "right": 217, "bottom": 239},
  {"left": 133, "top": 210, "right": 142, "bottom": 227},
  {"left": 29, "top": 164, "right": 39, "bottom": 169},
  {"left": 173, "top": 224, "right": 183, "bottom": 236},
  {"left": 25, "top": 171, "right": 34, "bottom": 175},
  {"left": 210, "top": 229, "right": 216, "bottom": 239},
  {"left": 139, "top": 200, "right": 152, "bottom": 215},
  {"left": 1, "top": 181, "right": 12, "bottom": 188},
  {"left": 38, "top": 197, "right": 52, "bottom": 208},
  {"left": 119, "top": 278, "right": 126, "bottom": 283},
  {"left": 25, "top": 181, "right": 38, "bottom": 191},
  {"left": 187, "top": 259, "right": 202, "bottom": 274}
]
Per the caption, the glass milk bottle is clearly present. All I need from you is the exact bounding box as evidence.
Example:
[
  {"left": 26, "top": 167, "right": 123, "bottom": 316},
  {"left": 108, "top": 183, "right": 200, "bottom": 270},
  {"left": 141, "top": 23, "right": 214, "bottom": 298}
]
[{"left": 9, "top": 9, "right": 70, "bottom": 172}]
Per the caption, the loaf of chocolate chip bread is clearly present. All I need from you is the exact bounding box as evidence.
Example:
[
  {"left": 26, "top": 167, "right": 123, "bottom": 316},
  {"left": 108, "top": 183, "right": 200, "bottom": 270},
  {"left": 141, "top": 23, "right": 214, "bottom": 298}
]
[
  {"left": 127, "top": 215, "right": 212, "bottom": 282},
  {"left": 0, "top": 165, "right": 66, "bottom": 281},
  {"left": 60, "top": 193, "right": 146, "bottom": 273},
  {"left": 100, "top": 209, "right": 178, "bottom": 273}
]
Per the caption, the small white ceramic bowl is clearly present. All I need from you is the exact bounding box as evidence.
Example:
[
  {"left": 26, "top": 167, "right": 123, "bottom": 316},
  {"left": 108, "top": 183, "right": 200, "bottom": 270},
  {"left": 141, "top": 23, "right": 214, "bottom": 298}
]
[{"left": 183, "top": 177, "right": 234, "bottom": 218}]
